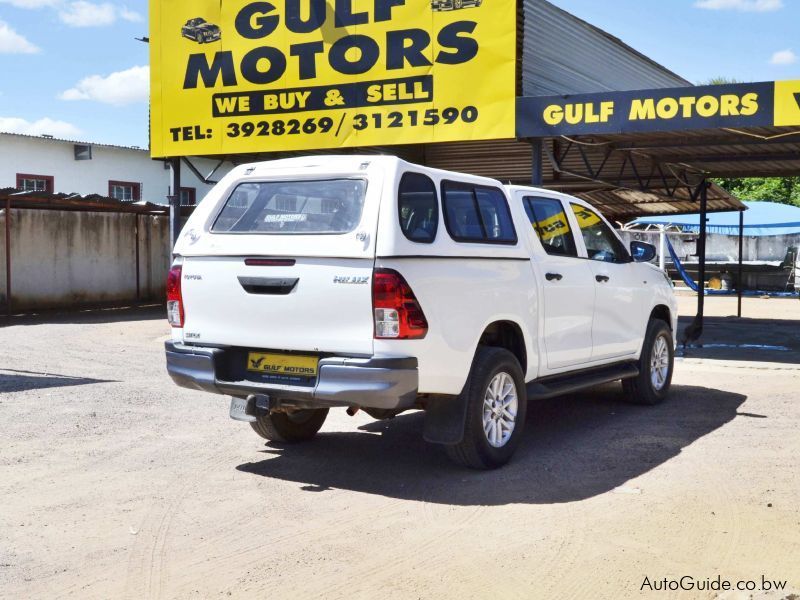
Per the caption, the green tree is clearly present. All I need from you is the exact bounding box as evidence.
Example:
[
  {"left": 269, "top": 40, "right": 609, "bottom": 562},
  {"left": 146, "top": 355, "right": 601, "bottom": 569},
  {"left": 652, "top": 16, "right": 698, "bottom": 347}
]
[
  {"left": 713, "top": 177, "right": 800, "bottom": 206},
  {"left": 702, "top": 78, "right": 799, "bottom": 207},
  {"left": 701, "top": 76, "right": 740, "bottom": 85}
]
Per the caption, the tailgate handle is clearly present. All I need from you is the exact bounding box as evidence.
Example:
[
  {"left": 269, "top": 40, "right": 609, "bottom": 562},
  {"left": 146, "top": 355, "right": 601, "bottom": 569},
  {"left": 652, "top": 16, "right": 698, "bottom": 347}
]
[{"left": 238, "top": 276, "right": 299, "bottom": 295}]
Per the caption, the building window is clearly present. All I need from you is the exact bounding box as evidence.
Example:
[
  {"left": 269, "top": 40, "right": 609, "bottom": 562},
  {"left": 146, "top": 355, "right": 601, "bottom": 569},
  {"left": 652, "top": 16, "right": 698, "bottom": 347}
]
[
  {"left": 16, "top": 173, "right": 54, "bottom": 193},
  {"left": 274, "top": 195, "right": 297, "bottom": 212},
  {"left": 179, "top": 187, "right": 197, "bottom": 206},
  {"left": 108, "top": 180, "right": 141, "bottom": 201},
  {"left": 74, "top": 144, "right": 92, "bottom": 161}
]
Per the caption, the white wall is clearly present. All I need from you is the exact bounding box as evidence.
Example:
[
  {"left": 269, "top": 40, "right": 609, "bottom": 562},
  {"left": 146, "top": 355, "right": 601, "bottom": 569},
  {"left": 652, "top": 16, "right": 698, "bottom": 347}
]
[{"left": 0, "top": 133, "right": 233, "bottom": 205}]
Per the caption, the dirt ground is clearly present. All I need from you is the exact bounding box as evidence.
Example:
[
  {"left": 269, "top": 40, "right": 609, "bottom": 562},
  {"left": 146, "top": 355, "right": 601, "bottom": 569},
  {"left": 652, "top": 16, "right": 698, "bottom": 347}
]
[{"left": 1, "top": 295, "right": 799, "bottom": 599}]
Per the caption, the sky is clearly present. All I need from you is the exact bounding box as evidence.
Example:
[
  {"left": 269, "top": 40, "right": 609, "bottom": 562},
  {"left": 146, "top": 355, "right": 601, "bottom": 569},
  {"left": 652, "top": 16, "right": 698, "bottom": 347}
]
[{"left": 0, "top": 0, "right": 798, "bottom": 149}]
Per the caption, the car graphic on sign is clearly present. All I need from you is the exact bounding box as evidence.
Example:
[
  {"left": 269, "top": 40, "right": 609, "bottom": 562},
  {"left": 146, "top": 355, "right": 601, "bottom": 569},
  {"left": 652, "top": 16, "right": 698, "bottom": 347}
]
[
  {"left": 431, "top": 0, "right": 482, "bottom": 10},
  {"left": 181, "top": 18, "right": 221, "bottom": 44}
]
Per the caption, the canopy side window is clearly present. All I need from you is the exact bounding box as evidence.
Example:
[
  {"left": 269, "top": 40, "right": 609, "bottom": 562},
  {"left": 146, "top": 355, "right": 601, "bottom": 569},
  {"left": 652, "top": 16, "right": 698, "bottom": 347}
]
[
  {"left": 398, "top": 172, "right": 438, "bottom": 244},
  {"left": 442, "top": 180, "right": 518, "bottom": 245}
]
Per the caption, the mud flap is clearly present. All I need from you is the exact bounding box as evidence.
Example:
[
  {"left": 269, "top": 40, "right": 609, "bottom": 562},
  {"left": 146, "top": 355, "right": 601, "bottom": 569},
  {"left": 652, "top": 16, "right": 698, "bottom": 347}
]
[{"left": 423, "top": 395, "right": 468, "bottom": 445}]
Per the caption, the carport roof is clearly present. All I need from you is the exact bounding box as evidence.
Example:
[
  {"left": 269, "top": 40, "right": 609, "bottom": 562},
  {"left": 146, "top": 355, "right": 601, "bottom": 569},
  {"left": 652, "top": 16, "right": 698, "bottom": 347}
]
[
  {"left": 515, "top": 80, "right": 800, "bottom": 220},
  {"left": 533, "top": 125, "right": 800, "bottom": 221}
]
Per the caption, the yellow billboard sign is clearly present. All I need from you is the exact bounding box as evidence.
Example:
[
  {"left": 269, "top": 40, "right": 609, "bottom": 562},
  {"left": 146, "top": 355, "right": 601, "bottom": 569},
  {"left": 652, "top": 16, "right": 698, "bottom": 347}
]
[
  {"left": 774, "top": 80, "right": 800, "bottom": 127},
  {"left": 149, "top": 0, "right": 517, "bottom": 158}
]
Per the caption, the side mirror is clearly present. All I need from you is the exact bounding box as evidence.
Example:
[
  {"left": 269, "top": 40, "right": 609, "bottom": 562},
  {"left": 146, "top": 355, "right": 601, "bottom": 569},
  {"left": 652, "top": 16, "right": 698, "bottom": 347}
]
[{"left": 630, "top": 240, "right": 657, "bottom": 263}]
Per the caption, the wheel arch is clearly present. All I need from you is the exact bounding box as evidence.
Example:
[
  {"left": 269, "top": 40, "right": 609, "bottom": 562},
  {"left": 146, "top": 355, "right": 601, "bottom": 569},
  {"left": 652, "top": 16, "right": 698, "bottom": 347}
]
[
  {"left": 649, "top": 304, "right": 672, "bottom": 329},
  {"left": 477, "top": 319, "right": 528, "bottom": 375}
]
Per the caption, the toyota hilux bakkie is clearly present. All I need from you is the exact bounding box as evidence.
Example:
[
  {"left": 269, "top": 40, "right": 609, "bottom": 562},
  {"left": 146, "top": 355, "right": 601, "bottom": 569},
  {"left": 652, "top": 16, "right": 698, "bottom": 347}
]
[{"left": 165, "top": 156, "right": 677, "bottom": 469}]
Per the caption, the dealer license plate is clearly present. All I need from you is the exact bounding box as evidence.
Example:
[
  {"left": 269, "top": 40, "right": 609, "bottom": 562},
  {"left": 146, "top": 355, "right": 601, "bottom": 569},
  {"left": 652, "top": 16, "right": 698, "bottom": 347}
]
[{"left": 246, "top": 352, "right": 319, "bottom": 377}]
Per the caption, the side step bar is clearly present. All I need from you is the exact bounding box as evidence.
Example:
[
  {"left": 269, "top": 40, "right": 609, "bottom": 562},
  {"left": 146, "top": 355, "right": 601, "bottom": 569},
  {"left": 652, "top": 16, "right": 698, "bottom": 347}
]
[{"left": 526, "top": 361, "right": 639, "bottom": 400}]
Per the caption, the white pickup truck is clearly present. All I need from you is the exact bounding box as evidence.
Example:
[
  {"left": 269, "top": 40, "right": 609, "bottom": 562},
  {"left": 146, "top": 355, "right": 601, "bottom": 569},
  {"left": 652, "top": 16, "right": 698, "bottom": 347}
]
[{"left": 165, "top": 156, "right": 677, "bottom": 469}]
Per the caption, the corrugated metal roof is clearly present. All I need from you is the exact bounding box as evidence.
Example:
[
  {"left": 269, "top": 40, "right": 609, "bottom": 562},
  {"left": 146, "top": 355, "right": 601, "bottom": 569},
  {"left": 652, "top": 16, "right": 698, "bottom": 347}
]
[
  {"left": 0, "top": 188, "right": 172, "bottom": 214},
  {"left": 521, "top": 0, "right": 689, "bottom": 96},
  {"left": 574, "top": 183, "right": 741, "bottom": 223},
  {"left": 0, "top": 131, "right": 149, "bottom": 153}
]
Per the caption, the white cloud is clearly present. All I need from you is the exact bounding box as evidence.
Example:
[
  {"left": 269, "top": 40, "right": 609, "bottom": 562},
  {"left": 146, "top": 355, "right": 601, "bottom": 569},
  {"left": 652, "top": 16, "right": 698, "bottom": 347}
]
[
  {"left": 0, "top": 116, "right": 82, "bottom": 138},
  {"left": 0, "top": 0, "right": 142, "bottom": 26},
  {"left": 119, "top": 6, "right": 141, "bottom": 22},
  {"left": 770, "top": 49, "right": 798, "bottom": 65},
  {"left": 0, "top": 19, "right": 40, "bottom": 53},
  {"left": 59, "top": 65, "right": 149, "bottom": 105},
  {"left": 694, "top": 0, "right": 783, "bottom": 11},
  {"left": 0, "top": 0, "right": 59, "bottom": 7},
  {"left": 59, "top": 1, "right": 115, "bottom": 27}
]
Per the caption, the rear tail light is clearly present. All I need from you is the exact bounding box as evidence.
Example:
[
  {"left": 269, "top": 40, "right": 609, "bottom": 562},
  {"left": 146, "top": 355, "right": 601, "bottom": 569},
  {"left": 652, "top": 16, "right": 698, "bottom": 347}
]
[
  {"left": 166, "top": 265, "right": 184, "bottom": 328},
  {"left": 372, "top": 269, "right": 428, "bottom": 339}
]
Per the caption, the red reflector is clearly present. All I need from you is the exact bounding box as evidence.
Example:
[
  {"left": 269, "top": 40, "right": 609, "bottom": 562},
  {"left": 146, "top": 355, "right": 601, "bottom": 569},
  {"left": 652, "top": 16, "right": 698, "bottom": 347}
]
[
  {"left": 245, "top": 258, "right": 296, "bottom": 267},
  {"left": 166, "top": 265, "right": 184, "bottom": 328},
  {"left": 372, "top": 269, "right": 428, "bottom": 339}
]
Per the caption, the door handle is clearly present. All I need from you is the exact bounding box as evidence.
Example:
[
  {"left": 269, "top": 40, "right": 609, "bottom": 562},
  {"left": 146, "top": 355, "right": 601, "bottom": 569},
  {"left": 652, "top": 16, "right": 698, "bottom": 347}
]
[
  {"left": 595, "top": 275, "right": 610, "bottom": 283},
  {"left": 545, "top": 272, "right": 563, "bottom": 281},
  {"left": 238, "top": 276, "right": 298, "bottom": 295}
]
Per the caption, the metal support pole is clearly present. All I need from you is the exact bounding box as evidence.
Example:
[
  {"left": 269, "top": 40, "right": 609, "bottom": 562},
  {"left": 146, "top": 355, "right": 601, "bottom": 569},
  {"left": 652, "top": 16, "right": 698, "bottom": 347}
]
[
  {"left": 697, "top": 180, "right": 708, "bottom": 327},
  {"left": 683, "top": 179, "right": 709, "bottom": 345},
  {"left": 169, "top": 157, "right": 182, "bottom": 254},
  {"left": 531, "top": 138, "right": 543, "bottom": 186},
  {"left": 135, "top": 214, "right": 141, "bottom": 304},
  {"left": 658, "top": 225, "right": 666, "bottom": 272},
  {"left": 737, "top": 209, "right": 744, "bottom": 318},
  {"left": 4, "top": 197, "right": 10, "bottom": 318}
]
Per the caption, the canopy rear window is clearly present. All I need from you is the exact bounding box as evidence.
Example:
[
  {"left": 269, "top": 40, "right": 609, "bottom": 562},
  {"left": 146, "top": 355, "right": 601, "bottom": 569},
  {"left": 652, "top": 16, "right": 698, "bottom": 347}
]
[{"left": 212, "top": 179, "right": 366, "bottom": 234}]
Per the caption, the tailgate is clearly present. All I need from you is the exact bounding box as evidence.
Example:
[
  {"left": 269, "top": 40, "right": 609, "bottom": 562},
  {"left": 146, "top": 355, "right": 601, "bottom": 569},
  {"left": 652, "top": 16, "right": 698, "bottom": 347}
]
[{"left": 181, "top": 256, "right": 375, "bottom": 355}]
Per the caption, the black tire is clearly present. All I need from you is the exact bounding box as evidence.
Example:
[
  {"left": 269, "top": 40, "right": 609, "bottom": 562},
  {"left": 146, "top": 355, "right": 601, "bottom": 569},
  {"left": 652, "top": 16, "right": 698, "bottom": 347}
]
[
  {"left": 196, "top": 32, "right": 204, "bottom": 44},
  {"left": 454, "top": 0, "right": 463, "bottom": 8},
  {"left": 249, "top": 408, "right": 329, "bottom": 443},
  {"left": 622, "top": 319, "right": 674, "bottom": 405},
  {"left": 445, "top": 347, "right": 527, "bottom": 470}
]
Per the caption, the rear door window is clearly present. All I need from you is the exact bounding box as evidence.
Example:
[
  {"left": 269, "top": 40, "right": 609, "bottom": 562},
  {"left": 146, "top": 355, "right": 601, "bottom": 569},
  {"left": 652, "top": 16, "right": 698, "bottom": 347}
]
[
  {"left": 398, "top": 172, "right": 438, "bottom": 243},
  {"left": 523, "top": 196, "right": 578, "bottom": 257},
  {"left": 442, "top": 181, "right": 517, "bottom": 244},
  {"left": 211, "top": 179, "right": 366, "bottom": 234}
]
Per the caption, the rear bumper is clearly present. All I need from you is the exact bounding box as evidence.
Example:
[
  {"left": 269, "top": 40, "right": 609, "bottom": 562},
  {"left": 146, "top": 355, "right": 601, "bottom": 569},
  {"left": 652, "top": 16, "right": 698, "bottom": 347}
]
[{"left": 165, "top": 341, "right": 418, "bottom": 410}]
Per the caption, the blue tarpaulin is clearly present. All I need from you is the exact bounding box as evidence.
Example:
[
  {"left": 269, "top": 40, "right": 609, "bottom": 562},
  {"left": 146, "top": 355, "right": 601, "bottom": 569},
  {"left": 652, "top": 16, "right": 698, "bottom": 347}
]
[
  {"left": 633, "top": 201, "right": 800, "bottom": 236},
  {"left": 664, "top": 236, "right": 731, "bottom": 295}
]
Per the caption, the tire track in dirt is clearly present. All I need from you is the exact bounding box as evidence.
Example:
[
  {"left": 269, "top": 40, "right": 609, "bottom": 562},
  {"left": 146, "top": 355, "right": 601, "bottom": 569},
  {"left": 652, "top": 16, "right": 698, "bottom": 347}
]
[
  {"left": 166, "top": 498, "right": 409, "bottom": 593},
  {"left": 122, "top": 451, "right": 234, "bottom": 600},
  {"left": 297, "top": 481, "right": 588, "bottom": 600}
]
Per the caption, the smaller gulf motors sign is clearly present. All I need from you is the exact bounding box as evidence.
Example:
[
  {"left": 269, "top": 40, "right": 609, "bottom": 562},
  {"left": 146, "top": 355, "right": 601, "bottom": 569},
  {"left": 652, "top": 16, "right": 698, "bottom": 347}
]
[
  {"left": 150, "top": 0, "right": 517, "bottom": 158},
  {"left": 516, "top": 80, "right": 800, "bottom": 137}
]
